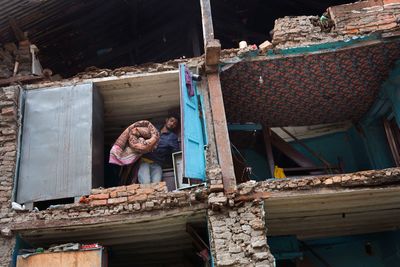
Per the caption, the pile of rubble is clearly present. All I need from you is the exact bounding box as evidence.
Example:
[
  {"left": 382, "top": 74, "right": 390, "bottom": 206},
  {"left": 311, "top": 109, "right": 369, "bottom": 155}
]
[
  {"left": 235, "top": 168, "right": 400, "bottom": 195},
  {"left": 329, "top": 0, "right": 400, "bottom": 35},
  {"left": 272, "top": 0, "right": 400, "bottom": 49},
  {"left": 272, "top": 15, "right": 346, "bottom": 49},
  {"left": 73, "top": 58, "right": 195, "bottom": 79}
]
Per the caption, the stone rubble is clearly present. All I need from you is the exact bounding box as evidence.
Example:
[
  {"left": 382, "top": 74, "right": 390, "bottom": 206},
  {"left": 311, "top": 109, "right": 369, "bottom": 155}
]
[
  {"left": 272, "top": 0, "right": 400, "bottom": 49},
  {"left": 0, "top": 86, "right": 19, "bottom": 266}
]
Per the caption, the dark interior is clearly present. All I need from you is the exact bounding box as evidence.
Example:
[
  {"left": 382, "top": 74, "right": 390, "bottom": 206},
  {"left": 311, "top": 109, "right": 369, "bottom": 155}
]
[
  {"left": 17, "top": 215, "right": 210, "bottom": 267},
  {"left": 211, "top": 0, "right": 355, "bottom": 49},
  {"left": 0, "top": 0, "right": 355, "bottom": 78}
]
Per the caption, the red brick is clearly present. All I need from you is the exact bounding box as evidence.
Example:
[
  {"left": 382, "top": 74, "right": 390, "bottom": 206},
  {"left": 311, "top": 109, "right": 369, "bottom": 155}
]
[
  {"left": 90, "top": 199, "right": 107, "bottom": 206},
  {"left": 137, "top": 188, "right": 154, "bottom": 195},
  {"left": 116, "top": 191, "right": 128, "bottom": 197},
  {"left": 126, "top": 184, "right": 140, "bottom": 191},
  {"left": 110, "top": 189, "right": 128, "bottom": 198},
  {"left": 209, "top": 184, "right": 224, "bottom": 192},
  {"left": 128, "top": 194, "right": 147, "bottom": 202},
  {"left": 384, "top": 0, "right": 400, "bottom": 4},
  {"left": 89, "top": 193, "right": 109, "bottom": 200},
  {"left": 107, "top": 197, "right": 127, "bottom": 204},
  {"left": 105, "top": 185, "right": 126, "bottom": 193},
  {"left": 1, "top": 107, "right": 15, "bottom": 116}
]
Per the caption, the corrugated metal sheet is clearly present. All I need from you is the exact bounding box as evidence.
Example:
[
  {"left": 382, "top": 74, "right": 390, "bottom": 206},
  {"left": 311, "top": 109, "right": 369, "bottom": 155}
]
[
  {"left": 17, "top": 83, "right": 104, "bottom": 204},
  {"left": 0, "top": 0, "right": 202, "bottom": 76},
  {"left": 0, "top": 0, "right": 75, "bottom": 43}
]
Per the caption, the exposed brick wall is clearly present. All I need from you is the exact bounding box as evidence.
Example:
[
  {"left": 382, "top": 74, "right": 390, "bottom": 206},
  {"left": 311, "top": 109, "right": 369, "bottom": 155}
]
[
  {"left": 11, "top": 182, "right": 208, "bottom": 226},
  {"left": 208, "top": 201, "right": 274, "bottom": 267},
  {"left": 329, "top": 0, "right": 400, "bottom": 34},
  {"left": 272, "top": 0, "right": 400, "bottom": 48},
  {"left": 5, "top": 166, "right": 400, "bottom": 264},
  {"left": 272, "top": 16, "right": 346, "bottom": 49},
  {"left": 0, "top": 86, "right": 19, "bottom": 267}
]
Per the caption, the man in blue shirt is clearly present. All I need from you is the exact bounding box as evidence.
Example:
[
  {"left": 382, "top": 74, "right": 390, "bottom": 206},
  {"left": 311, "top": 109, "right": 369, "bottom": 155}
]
[{"left": 138, "top": 115, "right": 180, "bottom": 184}]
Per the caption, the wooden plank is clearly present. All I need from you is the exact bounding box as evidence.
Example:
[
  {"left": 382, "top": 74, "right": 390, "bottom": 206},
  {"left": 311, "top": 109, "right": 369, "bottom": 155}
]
[
  {"left": 12, "top": 204, "right": 206, "bottom": 231},
  {"left": 0, "top": 75, "right": 43, "bottom": 86},
  {"left": 268, "top": 208, "right": 400, "bottom": 233},
  {"left": 269, "top": 215, "right": 400, "bottom": 239},
  {"left": 17, "top": 249, "right": 103, "bottom": 267},
  {"left": 264, "top": 187, "right": 400, "bottom": 238},
  {"left": 205, "top": 39, "right": 221, "bottom": 67},
  {"left": 266, "top": 190, "right": 400, "bottom": 211},
  {"left": 24, "top": 219, "right": 189, "bottom": 241},
  {"left": 207, "top": 72, "right": 236, "bottom": 192},
  {"left": 28, "top": 230, "right": 191, "bottom": 247},
  {"left": 268, "top": 202, "right": 400, "bottom": 219}
]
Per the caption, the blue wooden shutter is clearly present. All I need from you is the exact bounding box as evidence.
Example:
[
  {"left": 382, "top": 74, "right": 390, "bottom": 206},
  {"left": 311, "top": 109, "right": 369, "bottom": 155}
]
[{"left": 179, "top": 64, "right": 206, "bottom": 180}]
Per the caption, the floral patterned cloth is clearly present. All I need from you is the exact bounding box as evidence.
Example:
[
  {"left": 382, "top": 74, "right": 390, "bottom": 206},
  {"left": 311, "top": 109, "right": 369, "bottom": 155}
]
[{"left": 221, "top": 40, "right": 400, "bottom": 127}]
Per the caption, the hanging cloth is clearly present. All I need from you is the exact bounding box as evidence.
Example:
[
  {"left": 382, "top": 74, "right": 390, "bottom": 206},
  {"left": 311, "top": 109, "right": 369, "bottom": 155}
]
[{"left": 185, "top": 66, "right": 194, "bottom": 97}]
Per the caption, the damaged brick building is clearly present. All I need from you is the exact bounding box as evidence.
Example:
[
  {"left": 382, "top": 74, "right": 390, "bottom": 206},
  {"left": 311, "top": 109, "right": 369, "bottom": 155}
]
[{"left": 1, "top": 0, "right": 400, "bottom": 266}]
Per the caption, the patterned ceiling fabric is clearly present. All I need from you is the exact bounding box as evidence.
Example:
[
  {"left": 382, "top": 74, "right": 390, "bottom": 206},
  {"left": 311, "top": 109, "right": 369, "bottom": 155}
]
[{"left": 220, "top": 40, "right": 400, "bottom": 127}]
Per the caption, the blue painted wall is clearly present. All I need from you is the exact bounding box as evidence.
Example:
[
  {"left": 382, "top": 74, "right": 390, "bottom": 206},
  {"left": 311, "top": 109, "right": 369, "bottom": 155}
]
[
  {"left": 235, "top": 123, "right": 393, "bottom": 179},
  {"left": 359, "top": 60, "right": 400, "bottom": 169},
  {"left": 241, "top": 149, "right": 271, "bottom": 180},
  {"left": 290, "top": 129, "right": 370, "bottom": 173}
]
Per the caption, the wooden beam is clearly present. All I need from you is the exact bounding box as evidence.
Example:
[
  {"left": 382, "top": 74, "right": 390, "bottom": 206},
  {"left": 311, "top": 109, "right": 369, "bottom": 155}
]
[
  {"left": 205, "top": 39, "right": 221, "bottom": 69},
  {"left": 280, "top": 127, "right": 332, "bottom": 169},
  {"left": 11, "top": 204, "right": 206, "bottom": 232},
  {"left": 270, "top": 130, "right": 317, "bottom": 168},
  {"left": 0, "top": 75, "right": 44, "bottom": 86},
  {"left": 199, "top": 0, "right": 221, "bottom": 68},
  {"left": 199, "top": 0, "right": 215, "bottom": 45},
  {"left": 207, "top": 73, "right": 236, "bottom": 193}
]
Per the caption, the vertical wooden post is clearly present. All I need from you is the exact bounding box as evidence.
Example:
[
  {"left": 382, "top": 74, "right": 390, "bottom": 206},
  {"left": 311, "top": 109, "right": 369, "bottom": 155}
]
[
  {"left": 199, "top": 0, "right": 236, "bottom": 192},
  {"left": 207, "top": 72, "right": 236, "bottom": 192},
  {"left": 199, "top": 0, "right": 215, "bottom": 46}
]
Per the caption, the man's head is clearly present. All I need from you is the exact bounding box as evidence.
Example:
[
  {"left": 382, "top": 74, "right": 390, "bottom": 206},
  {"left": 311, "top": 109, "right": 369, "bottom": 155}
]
[{"left": 165, "top": 115, "right": 178, "bottom": 131}]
